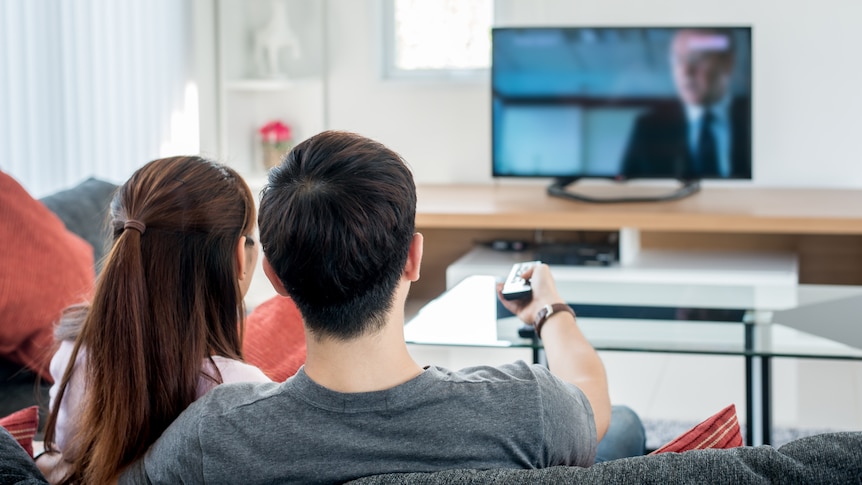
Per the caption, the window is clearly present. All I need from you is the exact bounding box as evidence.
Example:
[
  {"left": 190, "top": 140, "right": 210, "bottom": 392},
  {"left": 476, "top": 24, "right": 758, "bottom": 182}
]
[{"left": 383, "top": 0, "right": 493, "bottom": 80}]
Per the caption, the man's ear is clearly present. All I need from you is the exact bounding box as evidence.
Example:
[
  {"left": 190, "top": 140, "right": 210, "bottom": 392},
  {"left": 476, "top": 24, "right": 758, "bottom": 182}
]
[
  {"left": 403, "top": 232, "right": 423, "bottom": 282},
  {"left": 263, "top": 257, "right": 289, "bottom": 296}
]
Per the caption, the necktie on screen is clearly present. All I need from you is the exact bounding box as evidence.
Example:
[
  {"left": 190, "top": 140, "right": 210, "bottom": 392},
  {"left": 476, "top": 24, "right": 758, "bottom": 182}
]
[{"left": 697, "top": 111, "right": 720, "bottom": 177}]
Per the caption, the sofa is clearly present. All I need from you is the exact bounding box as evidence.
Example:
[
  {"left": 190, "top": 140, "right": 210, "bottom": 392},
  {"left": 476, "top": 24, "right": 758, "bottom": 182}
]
[
  {"left": 345, "top": 431, "right": 862, "bottom": 484},
  {"left": 38, "top": 177, "right": 119, "bottom": 271},
  {"left": 3, "top": 425, "right": 860, "bottom": 483}
]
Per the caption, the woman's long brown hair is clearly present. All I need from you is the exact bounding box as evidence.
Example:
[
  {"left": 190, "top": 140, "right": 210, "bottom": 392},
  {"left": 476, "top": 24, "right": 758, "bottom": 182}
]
[{"left": 42, "top": 156, "right": 256, "bottom": 484}]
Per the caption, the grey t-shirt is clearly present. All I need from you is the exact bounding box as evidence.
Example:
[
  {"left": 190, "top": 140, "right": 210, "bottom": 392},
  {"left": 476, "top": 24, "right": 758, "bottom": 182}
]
[{"left": 120, "top": 361, "right": 596, "bottom": 485}]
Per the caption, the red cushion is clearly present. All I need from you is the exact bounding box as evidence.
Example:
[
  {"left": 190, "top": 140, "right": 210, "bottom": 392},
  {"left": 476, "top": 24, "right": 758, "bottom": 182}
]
[
  {"left": 243, "top": 295, "right": 306, "bottom": 382},
  {"left": 651, "top": 404, "right": 743, "bottom": 454},
  {"left": 0, "top": 172, "right": 95, "bottom": 381},
  {"left": 0, "top": 406, "right": 39, "bottom": 458}
]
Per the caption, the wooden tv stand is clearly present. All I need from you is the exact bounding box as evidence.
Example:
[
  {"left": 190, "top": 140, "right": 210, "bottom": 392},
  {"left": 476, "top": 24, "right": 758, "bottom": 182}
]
[{"left": 409, "top": 183, "right": 862, "bottom": 306}]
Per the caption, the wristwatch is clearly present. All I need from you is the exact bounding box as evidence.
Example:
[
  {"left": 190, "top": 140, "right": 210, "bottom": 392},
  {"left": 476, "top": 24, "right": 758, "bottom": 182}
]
[{"left": 533, "top": 303, "right": 575, "bottom": 339}]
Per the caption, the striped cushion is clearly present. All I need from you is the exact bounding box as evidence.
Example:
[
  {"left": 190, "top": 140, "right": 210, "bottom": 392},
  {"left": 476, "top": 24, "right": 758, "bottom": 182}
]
[
  {"left": 651, "top": 404, "right": 743, "bottom": 454},
  {"left": 0, "top": 405, "right": 39, "bottom": 457}
]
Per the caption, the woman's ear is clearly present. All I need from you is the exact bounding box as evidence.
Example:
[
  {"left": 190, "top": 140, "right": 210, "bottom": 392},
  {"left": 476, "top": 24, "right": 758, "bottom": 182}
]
[
  {"left": 236, "top": 237, "right": 248, "bottom": 279},
  {"left": 237, "top": 236, "right": 259, "bottom": 297}
]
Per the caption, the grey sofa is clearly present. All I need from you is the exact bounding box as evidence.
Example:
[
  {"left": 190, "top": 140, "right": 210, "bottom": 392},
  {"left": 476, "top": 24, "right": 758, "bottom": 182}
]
[
  {"left": 347, "top": 432, "right": 862, "bottom": 484},
  {"left": 39, "top": 177, "right": 118, "bottom": 270},
  {"left": 0, "top": 426, "right": 48, "bottom": 485},
  {"left": 4, "top": 428, "right": 860, "bottom": 484}
]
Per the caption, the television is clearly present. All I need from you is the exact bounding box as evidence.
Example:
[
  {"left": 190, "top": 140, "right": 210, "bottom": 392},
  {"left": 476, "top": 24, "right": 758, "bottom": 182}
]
[{"left": 491, "top": 26, "right": 752, "bottom": 202}]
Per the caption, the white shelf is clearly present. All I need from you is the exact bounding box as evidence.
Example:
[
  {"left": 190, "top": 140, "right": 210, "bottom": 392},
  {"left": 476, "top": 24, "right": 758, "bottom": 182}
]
[
  {"left": 447, "top": 246, "right": 800, "bottom": 311},
  {"left": 215, "top": 0, "right": 326, "bottom": 179},
  {"left": 449, "top": 245, "right": 798, "bottom": 287}
]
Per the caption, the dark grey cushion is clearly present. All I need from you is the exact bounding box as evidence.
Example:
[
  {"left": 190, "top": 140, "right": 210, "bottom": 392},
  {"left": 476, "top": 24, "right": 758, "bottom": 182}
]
[
  {"left": 39, "top": 177, "right": 118, "bottom": 270},
  {"left": 346, "top": 432, "right": 862, "bottom": 485},
  {"left": 0, "top": 426, "right": 48, "bottom": 485},
  {"left": 0, "top": 358, "right": 49, "bottom": 440}
]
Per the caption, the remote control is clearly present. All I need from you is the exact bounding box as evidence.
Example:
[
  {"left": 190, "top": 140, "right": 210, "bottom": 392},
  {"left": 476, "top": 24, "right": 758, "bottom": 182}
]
[{"left": 501, "top": 261, "right": 541, "bottom": 300}]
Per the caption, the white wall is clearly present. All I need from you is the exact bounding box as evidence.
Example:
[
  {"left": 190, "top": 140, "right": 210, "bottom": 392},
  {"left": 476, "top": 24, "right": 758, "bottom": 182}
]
[
  {"left": 322, "top": 0, "right": 862, "bottom": 188},
  {"left": 324, "top": 0, "right": 490, "bottom": 184}
]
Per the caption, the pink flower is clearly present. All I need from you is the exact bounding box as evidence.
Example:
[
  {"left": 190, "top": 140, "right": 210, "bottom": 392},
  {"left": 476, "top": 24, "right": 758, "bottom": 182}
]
[{"left": 259, "top": 121, "right": 292, "bottom": 143}]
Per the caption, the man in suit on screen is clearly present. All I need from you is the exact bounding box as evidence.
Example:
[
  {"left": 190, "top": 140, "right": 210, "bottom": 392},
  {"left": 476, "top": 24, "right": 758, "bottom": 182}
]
[{"left": 620, "top": 28, "right": 751, "bottom": 180}]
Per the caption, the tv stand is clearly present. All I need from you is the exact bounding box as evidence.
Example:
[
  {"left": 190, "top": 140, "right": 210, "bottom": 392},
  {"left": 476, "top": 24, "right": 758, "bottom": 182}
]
[{"left": 547, "top": 178, "right": 701, "bottom": 204}]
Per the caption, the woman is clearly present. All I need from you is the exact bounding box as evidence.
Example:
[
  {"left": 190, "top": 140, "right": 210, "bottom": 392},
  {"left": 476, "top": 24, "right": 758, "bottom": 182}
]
[{"left": 41, "top": 156, "right": 271, "bottom": 484}]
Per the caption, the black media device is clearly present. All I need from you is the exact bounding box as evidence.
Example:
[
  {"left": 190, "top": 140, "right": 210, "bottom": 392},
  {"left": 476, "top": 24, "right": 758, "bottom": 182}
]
[{"left": 492, "top": 26, "right": 752, "bottom": 203}]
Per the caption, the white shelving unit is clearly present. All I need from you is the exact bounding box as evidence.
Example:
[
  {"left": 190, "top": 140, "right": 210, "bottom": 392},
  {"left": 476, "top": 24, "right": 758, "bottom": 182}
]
[
  {"left": 215, "top": 0, "right": 328, "bottom": 182},
  {"left": 447, "top": 245, "right": 799, "bottom": 293}
]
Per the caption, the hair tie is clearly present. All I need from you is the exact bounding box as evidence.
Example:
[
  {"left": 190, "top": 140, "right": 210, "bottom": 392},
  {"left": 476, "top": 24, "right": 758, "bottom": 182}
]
[{"left": 124, "top": 219, "right": 146, "bottom": 234}]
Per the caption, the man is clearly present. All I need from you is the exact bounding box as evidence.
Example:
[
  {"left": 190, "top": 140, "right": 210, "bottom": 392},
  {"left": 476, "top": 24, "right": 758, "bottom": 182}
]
[
  {"left": 120, "top": 131, "right": 644, "bottom": 484},
  {"left": 621, "top": 28, "right": 751, "bottom": 180}
]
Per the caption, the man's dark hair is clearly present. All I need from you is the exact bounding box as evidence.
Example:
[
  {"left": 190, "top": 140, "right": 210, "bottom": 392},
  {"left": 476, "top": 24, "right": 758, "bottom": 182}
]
[{"left": 258, "top": 130, "right": 416, "bottom": 340}]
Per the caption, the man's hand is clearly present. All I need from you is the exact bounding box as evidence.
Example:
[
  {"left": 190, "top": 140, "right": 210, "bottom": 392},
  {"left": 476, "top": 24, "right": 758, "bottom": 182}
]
[{"left": 496, "top": 263, "right": 566, "bottom": 324}]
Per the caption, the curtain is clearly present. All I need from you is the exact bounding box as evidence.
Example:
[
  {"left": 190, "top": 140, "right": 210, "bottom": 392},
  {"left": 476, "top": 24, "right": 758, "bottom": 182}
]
[{"left": 0, "top": 0, "right": 194, "bottom": 198}]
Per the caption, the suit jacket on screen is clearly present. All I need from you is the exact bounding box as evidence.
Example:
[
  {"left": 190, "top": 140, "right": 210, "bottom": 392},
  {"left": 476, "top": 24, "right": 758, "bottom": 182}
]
[{"left": 620, "top": 98, "right": 751, "bottom": 180}]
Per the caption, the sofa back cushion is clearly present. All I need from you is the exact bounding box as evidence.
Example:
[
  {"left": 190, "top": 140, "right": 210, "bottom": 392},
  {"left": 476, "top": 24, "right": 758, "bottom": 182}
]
[
  {"left": 39, "top": 177, "right": 118, "bottom": 271},
  {"left": 343, "top": 432, "right": 862, "bottom": 485}
]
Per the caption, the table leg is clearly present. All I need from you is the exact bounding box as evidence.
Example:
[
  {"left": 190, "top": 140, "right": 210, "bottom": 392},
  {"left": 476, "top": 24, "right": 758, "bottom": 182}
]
[
  {"left": 745, "top": 352, "right": 755, "bottom": 446},
  {"left": 745, "top": 323, "right": 773, "bottom": 446},
  {"left": 745, "top": 323, "right": 757, "bottom": 445},
  {"left": 761, "top": 355, "right": 772, "bottom": 445}
]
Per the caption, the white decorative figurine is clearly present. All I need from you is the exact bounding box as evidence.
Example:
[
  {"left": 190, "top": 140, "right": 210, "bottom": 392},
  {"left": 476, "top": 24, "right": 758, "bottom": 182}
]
[{"left": 252, "top": 0, "right": 302, "bottom": 78}]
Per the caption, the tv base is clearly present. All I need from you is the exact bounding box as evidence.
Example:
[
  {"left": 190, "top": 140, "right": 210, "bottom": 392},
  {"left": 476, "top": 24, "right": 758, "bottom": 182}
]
[{"left": 547, "top": 178, "right": 701, "bottom": 204}]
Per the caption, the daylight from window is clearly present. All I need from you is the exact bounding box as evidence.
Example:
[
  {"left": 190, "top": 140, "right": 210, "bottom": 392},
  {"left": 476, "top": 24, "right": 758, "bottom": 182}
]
[{"left": 393, "top": 0, "right": 492, "bottom": 71}]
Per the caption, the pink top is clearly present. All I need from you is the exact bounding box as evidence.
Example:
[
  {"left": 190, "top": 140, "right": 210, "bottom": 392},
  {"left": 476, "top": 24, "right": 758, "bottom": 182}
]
[{"left": 48, "top": 340, "right": 271, "bottom": 453}]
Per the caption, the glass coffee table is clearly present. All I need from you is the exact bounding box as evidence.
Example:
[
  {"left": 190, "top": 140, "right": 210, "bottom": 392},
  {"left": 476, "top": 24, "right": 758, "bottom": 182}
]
[{"left": 404, "top": 275, "right": 862, "bottom": 446}]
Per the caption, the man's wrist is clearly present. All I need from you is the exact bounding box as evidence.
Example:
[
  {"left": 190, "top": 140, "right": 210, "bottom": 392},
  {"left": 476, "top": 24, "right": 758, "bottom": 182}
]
[{"left": 533, "top": 303, "right": 575, "bottom": 339}]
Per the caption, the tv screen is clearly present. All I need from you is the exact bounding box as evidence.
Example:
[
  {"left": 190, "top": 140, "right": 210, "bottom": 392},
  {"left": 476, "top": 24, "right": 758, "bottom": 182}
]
[{"left": 492, "top": 27, "right": 752, "bottom": 181}]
